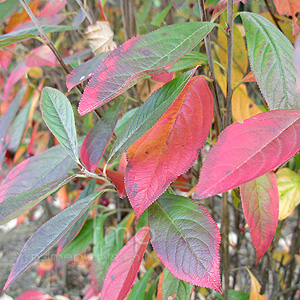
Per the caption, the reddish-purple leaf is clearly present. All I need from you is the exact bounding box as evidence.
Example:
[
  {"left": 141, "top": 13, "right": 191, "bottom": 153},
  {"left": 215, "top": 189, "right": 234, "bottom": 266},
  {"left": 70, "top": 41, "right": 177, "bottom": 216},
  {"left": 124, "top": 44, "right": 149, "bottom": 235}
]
[
  {"left": 78, "top": 22, "right": 216, "bottom": 115},
  {"left": 125, "top": 76, "right": 213, "bottom": 220},
  {"left": 66, "top": 52, "right": 108, "bottom": 91},
  {"left": 148, "top": 194, "right": 222, "bottom": 293},
  {"left": 81, "top": 100, "right": 122, "bottom": 172},
  {"left": 240, "top": 172, "right": 279, "bottom": 262},
  {"left": 195, "top": 110, "right": 300, "bottom": 199},
  {"left": 294, "top": 35, "right": 300, "bottom": 90},
  {"left": 100, "top": 225, "right": 150, "bottom": 300}
]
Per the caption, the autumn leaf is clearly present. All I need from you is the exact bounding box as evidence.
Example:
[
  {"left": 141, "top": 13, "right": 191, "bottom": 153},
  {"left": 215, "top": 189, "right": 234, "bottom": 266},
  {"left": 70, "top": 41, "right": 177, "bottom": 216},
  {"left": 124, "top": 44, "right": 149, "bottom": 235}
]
[
  {"left": 126, "top": 75, "right": 214, "bottom": 220},
  {"left": 240, "top": 172, "right": 279, "bottom": 262},
  {"left": 276, "top": 168, "right": 300, "bottom": 220},
  {"left": 247, "top": 269, "right": 267, "bottom": 300},
  {"left": 100, "top": 225, "right": 150, "bottom": 300},
  {"left": 195, "top": 110, "right": 300, "bottom": 199}
]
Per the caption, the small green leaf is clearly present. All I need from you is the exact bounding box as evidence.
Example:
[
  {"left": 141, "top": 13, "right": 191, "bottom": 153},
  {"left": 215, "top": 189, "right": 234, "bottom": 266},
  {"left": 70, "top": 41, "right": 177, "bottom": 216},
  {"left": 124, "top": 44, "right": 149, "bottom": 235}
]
[
  {"left": 41, "top": 87, "right": 79, "bottom": 163},
  {"left": 0, "top": 0, "right": 19, "bottom": 24},
  {"left": 162, "top": 268, "right": 193, "bottom": 300}
]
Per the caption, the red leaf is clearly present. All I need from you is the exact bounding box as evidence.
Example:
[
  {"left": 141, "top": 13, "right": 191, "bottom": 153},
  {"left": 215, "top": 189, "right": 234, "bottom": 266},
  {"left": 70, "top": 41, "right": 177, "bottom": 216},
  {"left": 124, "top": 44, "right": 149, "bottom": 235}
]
[
  {"left": 100, "top": 225, "right": 150, "bottom": 300},
  {"left": 78, "top": 22, "right": 216, "bottom": 115},
  {"left": 15, "top": 290, "right": 52, "bottom": 300},
  {"left": 240, "top": 172, "right": 279, "bottom": 262},
  {"left": 39, "top": 0, "right": 67, "bottom": 18},
  {"left": 25, "top": 45, "right": 57, "bottom": 67},
  {"left": 125, "top": 76, "right": 213, "bottom": 220},
  {"left": 195, "top": 110, "right": 300, "bottom": 199}
]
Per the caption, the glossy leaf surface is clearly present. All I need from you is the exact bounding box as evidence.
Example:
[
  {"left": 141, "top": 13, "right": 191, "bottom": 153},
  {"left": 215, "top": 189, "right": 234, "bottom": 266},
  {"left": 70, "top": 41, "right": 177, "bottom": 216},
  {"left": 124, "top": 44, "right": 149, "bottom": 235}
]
[
  {"left": 126, "top": 75, "right": 213, "bottom": 220},
  {"left": 41, "top": 87, "right": 79, "bottom": 163},
  {"left": 240, "top": 172, "right": 279, "bottom": 262},
  {"left": 195, "top": 110, "right": 300, "bottom": 199},
  {"left": 4, "top": 191, "right": 102, "bottom": 289},
  {"left": 100, "top": 225, "right": 150, "bottom": 300},
  {"left": 240, "top": 12, "right": 300, "bottom": 110},
  {"left": 148, "top": 194, "right": 221, "bottom": 292},
  {"left": 81, "top": 100, "right": 122, "bottom": 171},
  {"left": 108, "top": 68, "right": 196, "bottom": 161},
  {"left": 78, "top": 22, "right": 216, "bottom": 115},
  {"left": 277, "top": 168, "right": 300, "bottom": 220},
  {"left": 0, "top": 25, "right": 79, "bottom": 47},
  {"left": 0, "top": 143, "right": 76, "bottom": 202},
  {"left": 0, "top": 175, "right": 75, "bottom": 226},
  {"left": 162, "top": 268, "right": 193, "bottom": 300}
]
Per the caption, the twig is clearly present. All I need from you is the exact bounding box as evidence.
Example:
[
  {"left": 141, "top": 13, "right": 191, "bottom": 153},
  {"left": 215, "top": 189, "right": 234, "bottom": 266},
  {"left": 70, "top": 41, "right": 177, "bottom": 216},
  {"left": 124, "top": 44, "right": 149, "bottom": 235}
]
[
  {"left": 225, "top": 0, "right": 233, "bottom": 128},
  {"left": 263, "top": 0, "right": 283, "bottom": 33},
  {"left": 198, "top": 0, "right": 223, "bottom": 132},
  {"left": 98, "top": 0, "right": 108, "bottom": 21},
  {"left": 75, "top": 0, "right": 94, "bottom": 24}
]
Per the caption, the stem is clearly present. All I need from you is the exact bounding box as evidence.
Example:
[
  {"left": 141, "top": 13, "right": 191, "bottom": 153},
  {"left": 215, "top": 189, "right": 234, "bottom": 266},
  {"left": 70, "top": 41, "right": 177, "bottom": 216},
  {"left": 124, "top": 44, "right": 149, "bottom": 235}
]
[
  {"left": 75, "top": 0, "right": 94, "bottom": 24},
  {"left": 221, "top": 192, "right": 230, "bottom": 299},
  {"left": 225, "top": 0, "right": 233, "bottom": 128},
  {"left": 19, "top": 0, "right": 71, "bottom": 75},
  {"left": 198, "top": 0, "right": 223, "bottom": 132},
  {"left": 263, "top": 0, "right": 283, "bottom": 33}
]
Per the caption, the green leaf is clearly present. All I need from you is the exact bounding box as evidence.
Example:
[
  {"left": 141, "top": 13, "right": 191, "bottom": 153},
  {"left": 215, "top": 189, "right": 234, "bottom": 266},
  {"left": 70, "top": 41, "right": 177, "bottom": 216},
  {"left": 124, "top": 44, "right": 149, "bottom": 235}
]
[
  {"left": 126, "top": 266, "right": 154, "bottom": 300},
  {"left": 162, "top": 268, "right": 193, "bottom": 300},
  {"left": 41, "top": 87, "right": 79, "bottom": 163},
  {"left": 57, "top": 218, "right": 94, "bottom": 265},
  {"left": 215, "top": 290, "right": 250, "bottom": 300},
  {"left": 0, "top": 175, "right": 75, "bottom": 226},
  {"left": 58, "top": 179, "right": 96, "bottom": 251},
  {"left": 4, "top": 191, "right": 102, "bottom": 289},
  {"left": 0, "top": 25, "right": 81, "bottom": 48},
  {"left": 240, "top": 12, "right": 300, "bottom": 110},
  {"left": 108, "top": 68, "right": 196, "bottom": 161},
  {"left": 143, "top": 274, "right": 160, "bottom": 300},
  {"left": 151, "top": 2, "right": 172, "bottom": 26}
]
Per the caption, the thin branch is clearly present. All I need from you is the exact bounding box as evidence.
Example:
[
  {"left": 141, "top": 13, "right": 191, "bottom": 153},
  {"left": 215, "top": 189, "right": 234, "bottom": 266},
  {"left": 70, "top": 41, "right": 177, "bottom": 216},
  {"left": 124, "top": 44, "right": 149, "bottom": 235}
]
[
  {"left": 198, "top": 0, "right": 223, "bottom": 132},
  {"left": 75, "top": 0, "right": 94, "bottom": 24},
  {"left": 98, "top": 0, "right": 108, "bottom": 21}
]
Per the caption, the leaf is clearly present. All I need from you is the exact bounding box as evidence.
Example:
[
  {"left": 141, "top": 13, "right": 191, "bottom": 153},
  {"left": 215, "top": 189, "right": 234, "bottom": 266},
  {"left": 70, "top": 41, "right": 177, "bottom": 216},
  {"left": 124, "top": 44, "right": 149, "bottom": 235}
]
[
  {"left": 0, "top": 87, "right": 25, "bottom": 148},
  {"left": 273, "top": 0, "right": 300, "bottom": 35},
  {"left": 144, "top": 274, "right": 160, "bottom": 300},
  {"left": 126, "top": 75, "right": 214, "bottom": 220},
  {"left": 276, "top": 168, "right": 300, "bottom": 220},
  {"left": 41, "top": 87, "right": 79, "bottom": 163},
  {"left": 78, "top": 22, "right": 216, "bottom": 115},
  {"left": 247, "top": 269, "right": 267, "bottom": 300},
  {"left": 0, "top": 0, "right": 19, "bottom": 24},
  {"left": 58, "top": 179, "right": 96, "bottom": 252},
  {"left": 0, "top": 143, "right": 77, "bottom": 202},
  {"left": 108, "top": 68, "right": 196, "bottom": 162},
  {"left": 240, "top": 172, "right": 279, "bottom": 262},
  {"left": 100, "top": 225, "right": 150, "bottom": 300},
  {"left": 215, "top": 290, "right": 250, "bottom": 300},
  {"left": 162, "top": 268, "right": 193, "bottom": 300},
  {"left": 4, "top": 191, "right": 102, "bottom": 289},
  {"left": 232, "top": 84, "right": 262, "bottom": 122},
  {"left": 195, "top": 110, "right": 300, "bottom": 199},
  {"left": 0, "top": 25, "right": 80, "bottom": 48},
  {"left": 240, "top": 12, "right": 300, "bottom": 110},
  {"left": 0, "top": 175, "right": 75, "bottom": 226},
  {"left": 126, "top": 266, "right": 154, "bottom": 300},
  {"left": 81, "top": 100, "right": 123, "bottom": 172},
  {"left": 66, "top": 52, "right": 108, "bottom": 91},
  {"left": 15, "top": 290, "right": 52, "bottom": 300},
  {"left": 212, "top": 0, "right": 243, "bottom": 21},
  {"left": 57, "top": 218, "right": 94, "bottom": 266},
  {"left": 148, "top": 194, "right": 221, "bottom": 292},
  {"left": 294, "top": 35, "right": 300, "bottom": 90},
  {"left": 103, "top": 169, "right": 126, "bottom": 198},
  {"left": 25, "top": 45, "right": 56, "bottom": 67}
]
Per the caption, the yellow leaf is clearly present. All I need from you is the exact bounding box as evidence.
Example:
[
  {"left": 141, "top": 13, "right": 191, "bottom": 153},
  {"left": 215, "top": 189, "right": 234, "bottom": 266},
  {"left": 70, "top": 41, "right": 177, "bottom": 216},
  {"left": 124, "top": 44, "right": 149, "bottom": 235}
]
[
  {"left": 276, "top": 168, "right": 300, "bottom": 220},
  {"left": 272, "top": 249, "right": 291, "bottom": 265},
  {"left": 28, "top": 67, "right": 43, "bottom": 79},
  {"left": 247, "top": 269, "right": 268, "bottom": 300},
  {"left": 232, "top": 84, "right": 262, "bottom": 122}
]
